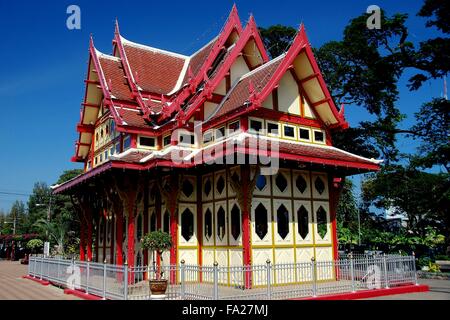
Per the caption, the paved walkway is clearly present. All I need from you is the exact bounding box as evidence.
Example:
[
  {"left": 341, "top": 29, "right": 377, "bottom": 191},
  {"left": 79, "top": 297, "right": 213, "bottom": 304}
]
[
  {"left": 364, "top": 279, "right": 450, "bottom": 300},
  {"left": 0, "top": 260, "right": 80, "bottom": 300}
]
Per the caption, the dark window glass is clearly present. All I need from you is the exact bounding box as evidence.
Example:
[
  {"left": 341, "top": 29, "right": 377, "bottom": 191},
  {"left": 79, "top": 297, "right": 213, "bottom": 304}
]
[
  {"left": 296, "top": 175, "right": 307, "bottom": 193},
  {"left": 216, "top": 175, "right": 225, "bottom": 194},
  {"left": 284, "top": 125, "right": 295, "bottom": 137},
  {"left": 256, "top": 174, "right": 267, "bottom": 191},
  {"left": 255, "top": 203, "right": 268, "bottom": 240},
  {"left": 204, "top": 208, "right": 212, "bottom": 240},
  {"left": 182, "top": 179, "right": 194, "bottom": 198},
  {"left": 250, "top": 120, "right": 263, "bottom": 133},
  {"left": 181, "top": 208, "right": 194, "bottom": 242},
  {"left": 297, "top": 206, "right": 309, "bottom": 239},
  {"left": 230, "top": 204, "right": 241, "bottom": 241},
  {"left": 150, "top": 212, "right": 157, "bottom": 232},
  {"left": 163, "top": 211, "right": 170, "bottom": 234},
  {"left": 275, "top": 173, "right": 288, "bottom": 192},
  {"left": 277, "top": 204, "right": 290, "bottom": 239},
  {"left": 179, "top": 133, "right": 194, "bottom": 145},
  {"left": 299, "top": 128, "right": 310, "bottom": 140},
  {"left": 204, "top": 178, "right": 212, "bottom": 196},
  {"left": 137, "top": 214, "right": 143, "bottom": 240},
  {"left": 267, "top": 122, "right": 279, "bottom": 135},
  {"left": 316, "top": 206, "right": 328, "bottom": 239},
  {"left": 314, "top": 176, "right": 326, "bottom": 195},
  {"left": 163, "top": 135, "right": 171, "bottom": 146},
  {"left": 314, "top": 130, "right": 325, "bottom": 142},
  {"left": 217, "top": 206, "right": 226, "bottom": 241},
  {"left": 140, "top": 136, "right": 155, "bottom": 147}
]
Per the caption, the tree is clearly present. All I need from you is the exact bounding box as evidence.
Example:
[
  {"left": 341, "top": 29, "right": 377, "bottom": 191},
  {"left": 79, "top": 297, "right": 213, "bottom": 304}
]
[
  {"left": 26, "top": 182, "right": 51, "bottom": 233},
  {"left": 33, "top": 217, "right": 70, "bottom": 256},
  {"left": 410, "top": 98, "right": 450, "bottom": 172},
  {"left": 258, "top": 25, "right": 297, "bottom": 58}
]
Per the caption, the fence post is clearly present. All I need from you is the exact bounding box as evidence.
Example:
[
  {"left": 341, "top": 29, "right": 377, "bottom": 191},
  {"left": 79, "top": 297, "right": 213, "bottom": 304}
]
[
  {"left": 47, "top": 257, "right": 50, "bottom": 279},
  {"left": 56, "top": 258, "right": 60, "bottom": 284},
  {"left": 40, "top": 256, "right": 43, "bottom": 280},
  {"left": 103, "top": 260, "right": 107, "bottom": 300},
  {"left": 349, "top": 253, "right": 355, "bottom": 293},
  {"left": 383, "top": 253, "right": 389, "bottom": 289},
  {"left": 412, "top": 252, "right": 418, "bottom": 285},
  {"left": 124, "top": 261, "right": 128, "bottom": 300},
  {"left": 311, "top": 257, "right": 317, "bottom": 297},
  {"left": 86, "top": 259, "right": 90, "bottom": 295},
  {"left": 266, "top": 260, "right": 272, "bottom": 300},
  {"left": 213, "top": 262, "right": 219, "bottom": 300},
  {"left": 180, "top": 260, "right": 186, "bottom": 299}
]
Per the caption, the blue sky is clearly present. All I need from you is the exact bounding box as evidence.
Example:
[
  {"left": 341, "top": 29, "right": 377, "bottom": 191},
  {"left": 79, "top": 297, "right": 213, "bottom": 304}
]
[{"left": 0, "top": 0, "right": 445, "bottom": 211}]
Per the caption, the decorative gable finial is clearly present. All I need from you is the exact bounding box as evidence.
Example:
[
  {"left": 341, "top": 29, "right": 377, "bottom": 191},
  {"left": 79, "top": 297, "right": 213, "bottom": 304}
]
[
  {"left": 89, "top": 33, "right": 95, "bottom": 49},
  {"left": 114, "top": 18, "right": 120, "bottom": 35},
  {"left": 161, "top": 94, "right": 167, "bottom": 106}
]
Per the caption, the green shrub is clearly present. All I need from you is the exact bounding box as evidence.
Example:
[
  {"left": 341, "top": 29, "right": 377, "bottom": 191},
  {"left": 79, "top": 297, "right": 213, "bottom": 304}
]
[
  {"left": 435, "top": 255, "right": 450, "bottom": 261},
  {"left": 26, "top": 239, "right": 43, "bottom": 254},
  {"left": 141, "top": 231, "right": 172, "bottom": 255}
]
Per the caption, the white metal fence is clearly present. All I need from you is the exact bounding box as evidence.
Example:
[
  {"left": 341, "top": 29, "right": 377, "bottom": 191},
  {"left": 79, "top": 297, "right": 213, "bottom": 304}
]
[{"left": 28, "top": 253, "right": 418, "bottom": 300}]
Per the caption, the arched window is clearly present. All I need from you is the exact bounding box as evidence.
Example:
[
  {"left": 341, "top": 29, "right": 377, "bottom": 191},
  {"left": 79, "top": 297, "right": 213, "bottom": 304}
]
[
  {"left": 150, "top": 212, "right": 157, "bottom": 232},
  {"left": 181, "top": 208, "right": 194, "bottom": 242},
  {"left": 277, "top": 204, "right": 289, "bottom": 239},
  {"left": 217, "top": 206, "right": 226, "bottom": 241},
  {"left": 230, "top": 204, "right": 241, "bottom": 241},
  {"left": 106, "top": 219, "right": 111, "bottom": 243},
  {"left": 255, "top": 203, "right": 268, "bottom": 240},
  {"left": 163, "top": 211, "right": 170, "bottom": 234},
  {"left": 297, "top": 205, "right": 309, "bottom": 239},
  {"left": 316, "top": 206, "right": 328, "bottom": 239},
  {"left": 204, "top": 208, "right": 212, "bottom": 240},
  {"left": 137, "top": 214, "right": 143, "bottom": 240}
]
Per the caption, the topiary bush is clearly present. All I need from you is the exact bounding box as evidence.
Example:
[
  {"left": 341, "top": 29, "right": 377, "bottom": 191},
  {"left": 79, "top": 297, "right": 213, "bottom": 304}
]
[{"left": 26, "top": 239, "right": 43, "bottom": 254}]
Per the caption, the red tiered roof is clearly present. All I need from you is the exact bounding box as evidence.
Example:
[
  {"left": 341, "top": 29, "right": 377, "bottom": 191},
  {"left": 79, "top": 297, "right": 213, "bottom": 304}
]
[{"left": 64, "top": 4, "right": 379, "bottom": 191}]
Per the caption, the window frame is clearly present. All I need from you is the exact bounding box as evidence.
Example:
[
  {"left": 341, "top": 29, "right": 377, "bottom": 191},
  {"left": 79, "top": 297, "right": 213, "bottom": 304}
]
[
  {"left": 203, "top": 130, "right": 214, "bottom": 145},
  {"left": 312, "top": 129, "right": 326, "bottom": 144},
  {"left": 298, "top": 126, "right": 312, "bottom": 142},
  {"left": 163, "top": 134, "right": 172, "bottom": 147},
  {"left": 266, "top": 120, "right": 281, "bottom": 137},
  {"left": 282, "top": 123, "right": 297, "bottom": 140},
  {"left": 249, "top": 117, "right": 264, "bottom": 135},
  {"left": 138, "top": 135, "right": 157, "bottom": 150}
]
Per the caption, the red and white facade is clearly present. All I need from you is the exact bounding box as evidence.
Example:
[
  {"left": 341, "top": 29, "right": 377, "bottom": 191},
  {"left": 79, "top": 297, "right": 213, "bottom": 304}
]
[{"left": 54, "top": 5, "right": 380, "bottom": 284}]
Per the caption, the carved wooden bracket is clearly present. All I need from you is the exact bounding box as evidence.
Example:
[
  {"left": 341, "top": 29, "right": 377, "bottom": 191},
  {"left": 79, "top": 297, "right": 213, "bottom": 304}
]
[
  {"left": 226, "top": 165, "right": 260, "bottom": 212},
  {"left": 156, "top": 171, "right": 183, "bottom": 213}
]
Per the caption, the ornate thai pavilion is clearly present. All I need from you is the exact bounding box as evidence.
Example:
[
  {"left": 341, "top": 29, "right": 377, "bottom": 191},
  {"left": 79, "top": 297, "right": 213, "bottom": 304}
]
[{"left": 53, "top": 5, "right": 381, "bottom": 283}]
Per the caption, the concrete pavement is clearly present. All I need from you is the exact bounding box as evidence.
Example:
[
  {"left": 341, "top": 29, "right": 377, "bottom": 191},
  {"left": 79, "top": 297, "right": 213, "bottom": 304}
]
[
  {"left": 364, "top": 278, "right": 450, "bottom": 300},
  {"left": 0, "top": 260, "right": 80, "bottom": 300}
]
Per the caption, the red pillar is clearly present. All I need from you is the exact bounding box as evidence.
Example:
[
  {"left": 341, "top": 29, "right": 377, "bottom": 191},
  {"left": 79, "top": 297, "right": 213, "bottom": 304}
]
[
  {"left": 169, "top": 202, "right": 178, "bottom": 283},
  {"left": 155, "top": 188, "right": 162, "bottom": 270},
  {"left": 87, "top": 218, "right": 93, "bottom": 261},
  {"left": 79, "top": 221, "right": 86, "bottom": 261},
  {"left": 102, "top": 214, "right": 107, "bottom": 263},
  {"left": 110, "top": 211, "right": 115, "bottom": 264},
  {"left": 197, "top": 175, "right": 203, "bottom": 281},
  {"left": 115, "top": 213, "right": 123, "bottom": 266},
  {"left": 241, "top": 165, "right": 252, "bottom": 289},
  {"left": 95, "top": 216, "right": 100, "bottom": 262}
]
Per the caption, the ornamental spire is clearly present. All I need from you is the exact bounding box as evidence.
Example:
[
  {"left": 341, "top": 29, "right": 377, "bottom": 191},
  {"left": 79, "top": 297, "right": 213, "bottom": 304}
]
[{"left": 114, "top": 18, "right": 120, "bottom": 35}]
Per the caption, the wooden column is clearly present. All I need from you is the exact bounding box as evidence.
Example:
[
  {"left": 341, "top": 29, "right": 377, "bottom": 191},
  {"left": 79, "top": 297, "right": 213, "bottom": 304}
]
[
  {"left": 79, "top": 218, "right": 86, "bottom": 261},
  {"left": 94, "top": 214, "right": 100, "bottom": 262},
  {"left": 143, "top": 183, "right": 149, "bottom": 269},
  {"left": 228, "top": 164, "right": 259, "bottom": 289},
  {"left": 102, "top": 210, "right": 107, "bottom": 263},
  {"left": 157, "top": 171, "right": 182, "bottom": 283},
  {"left": 110, "top": 210, "right": 115, "bottom": 264},
  {"left": 329, "top": 176, "right": 345, "bottom": 262},
  {"left": 197, "top": 175, "right": 203, "bottom": 269}
]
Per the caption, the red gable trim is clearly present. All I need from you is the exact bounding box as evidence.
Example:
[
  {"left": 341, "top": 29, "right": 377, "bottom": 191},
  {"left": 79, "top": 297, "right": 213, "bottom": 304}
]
[
  {"left": 156, "top": 5, "right": 245, "bottom": 122},
  {"left": 254, "top": 25, "right": 347, "bottom": 129}
]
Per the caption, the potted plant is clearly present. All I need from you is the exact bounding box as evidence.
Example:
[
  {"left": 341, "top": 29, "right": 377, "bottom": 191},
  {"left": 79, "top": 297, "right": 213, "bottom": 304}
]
[{"left": 141, "top": 230, "right": 172, "bottom": 296}]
